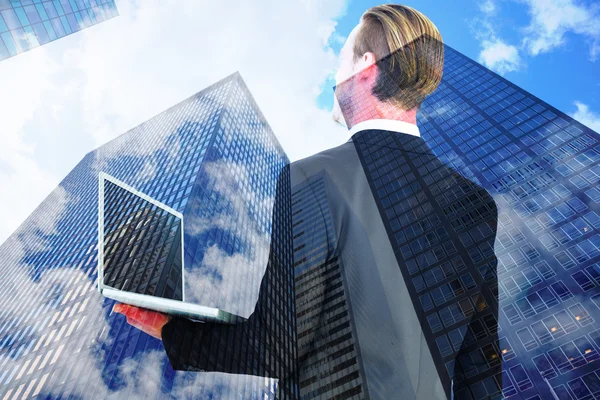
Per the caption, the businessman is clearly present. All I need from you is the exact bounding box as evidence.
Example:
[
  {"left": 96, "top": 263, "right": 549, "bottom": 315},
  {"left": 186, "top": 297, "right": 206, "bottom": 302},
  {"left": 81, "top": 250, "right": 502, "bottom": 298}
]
[{"left": 115, "top": 4, "right": 502, "bottom": 399}]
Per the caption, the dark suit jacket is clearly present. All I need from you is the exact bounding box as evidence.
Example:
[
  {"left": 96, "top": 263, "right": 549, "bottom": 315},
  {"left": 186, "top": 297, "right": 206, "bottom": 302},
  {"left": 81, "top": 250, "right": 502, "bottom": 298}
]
[{"left": 162, "top": 129, "right": 501, "bottom": 400}]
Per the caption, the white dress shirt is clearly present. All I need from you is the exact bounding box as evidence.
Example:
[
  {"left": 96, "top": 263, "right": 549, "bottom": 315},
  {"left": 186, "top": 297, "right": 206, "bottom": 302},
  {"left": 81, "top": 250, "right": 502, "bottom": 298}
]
[{"left": 346, "top": 118, "right": 421, "bottom": 139}]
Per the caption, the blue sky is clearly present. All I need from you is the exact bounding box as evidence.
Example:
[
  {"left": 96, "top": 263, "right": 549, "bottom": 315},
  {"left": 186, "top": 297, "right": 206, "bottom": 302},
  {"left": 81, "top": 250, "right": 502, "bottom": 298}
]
[
  {"left": 317, "top": 0, "right": 600, "bottom": 128},
  {"left": 0, "top": 0, "right": 599, "bottom": 248}
]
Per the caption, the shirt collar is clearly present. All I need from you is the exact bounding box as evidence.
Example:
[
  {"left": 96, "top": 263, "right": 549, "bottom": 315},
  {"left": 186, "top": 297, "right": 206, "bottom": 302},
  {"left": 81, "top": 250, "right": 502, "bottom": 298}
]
[{"left": 346, "top": 118, "right": 420, "bottom": 142}]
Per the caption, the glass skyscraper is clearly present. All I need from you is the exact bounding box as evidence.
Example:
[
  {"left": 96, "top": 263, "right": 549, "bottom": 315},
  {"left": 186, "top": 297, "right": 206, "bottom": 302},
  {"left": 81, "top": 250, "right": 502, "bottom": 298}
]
[
  {"left": 291, "top": 172, "right": 369, "bottom": 399},
  {"left": 410, "top": 43, "right": 600, "bottom": 399},
  {"left": 0, "top": 72, "right": 297, "bottom": 399},
  {"left": 0, "top": 0, "right": 118, "bottom": 61}
]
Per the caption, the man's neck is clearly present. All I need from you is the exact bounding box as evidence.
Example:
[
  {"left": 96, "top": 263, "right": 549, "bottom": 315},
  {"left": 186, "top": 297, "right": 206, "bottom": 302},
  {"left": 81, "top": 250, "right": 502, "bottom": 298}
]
[{"left": 347, "top": 100, "right": 418, "bottom": 128}]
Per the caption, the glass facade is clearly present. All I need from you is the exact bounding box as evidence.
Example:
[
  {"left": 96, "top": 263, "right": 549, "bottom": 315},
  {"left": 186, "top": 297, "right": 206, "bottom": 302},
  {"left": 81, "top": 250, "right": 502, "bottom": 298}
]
[
  {"left": 0, "top": 0, "right": 118, "bottom": 61},
  {"left": 101, "top": 178, "right": 184, "bottom": 301},
  {"left": 412, "top": 43, "right": 600, "bottom": 399},
  {"left": 0, "top": 72, "right": 297, "bottom": 399},
  {"left": 291, "top": 172, "right": 368, "bottom": 399},
  {"left": 352, "top": 127, "right": 501, "bottom": 399}
]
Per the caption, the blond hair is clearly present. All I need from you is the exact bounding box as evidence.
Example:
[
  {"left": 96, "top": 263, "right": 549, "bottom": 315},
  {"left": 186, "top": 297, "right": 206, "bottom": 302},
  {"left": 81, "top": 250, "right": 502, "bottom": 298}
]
[{"left": 353, "top": 4, "right": 444, "bottom": 110}]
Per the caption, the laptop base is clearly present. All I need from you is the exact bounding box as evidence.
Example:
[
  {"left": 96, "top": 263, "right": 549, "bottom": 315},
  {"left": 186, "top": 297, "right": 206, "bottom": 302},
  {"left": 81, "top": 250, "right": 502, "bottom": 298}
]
[{"left": 102, "top": 287, "right": 247, "bottom": 324}]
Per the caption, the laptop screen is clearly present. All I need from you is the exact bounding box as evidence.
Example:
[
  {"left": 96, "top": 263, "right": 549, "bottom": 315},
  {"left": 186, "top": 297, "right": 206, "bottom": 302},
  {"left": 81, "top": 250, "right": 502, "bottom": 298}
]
[{"left": 100, "top": 173, "right": 184, "bottom": 301}]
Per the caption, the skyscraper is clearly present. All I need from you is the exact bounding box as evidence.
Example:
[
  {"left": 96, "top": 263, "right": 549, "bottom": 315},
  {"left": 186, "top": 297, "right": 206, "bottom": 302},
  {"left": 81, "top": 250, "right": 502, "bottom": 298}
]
[
  {"left": 291, "top": 171, "right": 369, "bottom": 399},
  {"left": 0, "top": 0, "right": 118, "bottom": 61},
  {"left": 0, "top": 72, "right": 297, "bottom": 399},
  {"left": 410, "top": 43, "right": 600, "bottom": 399}
]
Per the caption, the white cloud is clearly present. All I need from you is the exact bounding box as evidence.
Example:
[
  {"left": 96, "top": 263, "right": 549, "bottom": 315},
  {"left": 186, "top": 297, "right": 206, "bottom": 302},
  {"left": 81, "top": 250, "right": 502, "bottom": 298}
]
[
  {"left": 570, "top": 101, "right": 600, "bottom": 132},
  {"left": 0, "top": 48, "right": 65, "bottom": 247},
  {"left": 0, "top": 0, "right": 349, "bottom": 246},
  {"left": 479, "top": 0, "right": 497, "bottom": 15},
  {"left": 478, "top": 39, "right": 522, "bottom": 74},
  {"left": 0, "top": 0, "right": 350, "bottom": 397},
  {"left": 183, "top": 160, "right": 273, "bottom": 318},
  {"left": 518, "top": 0, "right": 600, "bottom": 61},
  {"left": 330, "top": 32, "right": 348, "bottom": 46},
  {"left": 473, "top": 0, "right": 600, "bottom": 75},
  {"left": 0, "top": 187, "right": 69, "bottom": 319},
  {"left": 470, "top": 10, "right": 522, "bottom": 75},
  {"left": 0, "top": 263, "right": 277, "bottom": 399}
]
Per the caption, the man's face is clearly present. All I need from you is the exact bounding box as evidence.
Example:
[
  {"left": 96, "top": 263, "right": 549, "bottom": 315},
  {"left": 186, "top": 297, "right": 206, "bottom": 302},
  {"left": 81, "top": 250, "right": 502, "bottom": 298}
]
[{"left": 331, "top": 22, "right": 363, "bottom": 128}]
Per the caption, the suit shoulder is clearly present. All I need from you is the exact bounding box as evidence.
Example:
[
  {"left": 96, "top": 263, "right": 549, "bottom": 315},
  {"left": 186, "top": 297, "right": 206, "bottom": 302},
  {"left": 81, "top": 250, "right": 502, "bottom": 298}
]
[{"left": 290, "top": 141, "right": 356, "bottom": 174}]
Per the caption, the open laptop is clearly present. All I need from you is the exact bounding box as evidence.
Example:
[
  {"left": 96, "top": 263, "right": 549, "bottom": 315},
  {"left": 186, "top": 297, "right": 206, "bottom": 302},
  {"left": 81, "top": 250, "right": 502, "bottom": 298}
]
[{"left": 97, "top": 172, "right": 245, "bottom": 323}]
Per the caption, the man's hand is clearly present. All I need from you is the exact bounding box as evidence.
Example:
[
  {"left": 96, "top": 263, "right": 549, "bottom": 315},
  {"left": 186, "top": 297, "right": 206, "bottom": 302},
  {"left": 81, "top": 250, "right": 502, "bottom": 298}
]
[{"left": 113, "top": 303, "right": 173, "bottom": 340}]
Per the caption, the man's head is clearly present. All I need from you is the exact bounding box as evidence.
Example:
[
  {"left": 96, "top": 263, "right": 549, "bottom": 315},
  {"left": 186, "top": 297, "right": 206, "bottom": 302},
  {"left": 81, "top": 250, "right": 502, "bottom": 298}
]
[{"left": 332, "top": 4, "right": 444, "bottom": 129}]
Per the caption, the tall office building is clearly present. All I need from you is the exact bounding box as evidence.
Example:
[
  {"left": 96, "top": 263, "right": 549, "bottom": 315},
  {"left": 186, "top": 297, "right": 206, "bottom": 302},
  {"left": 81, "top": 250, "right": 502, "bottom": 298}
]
[
  {"left": 0, "top": 0, "right": 118, "bottom": 61},
  {"left": 404, "top": 44, "right": 600, "bottom": 399},
  {"left": 291, "top": 172, "right": 369, "bottom": 399},
  {"left": 0, "top": 72, "right": 298, "bottom": 399}
]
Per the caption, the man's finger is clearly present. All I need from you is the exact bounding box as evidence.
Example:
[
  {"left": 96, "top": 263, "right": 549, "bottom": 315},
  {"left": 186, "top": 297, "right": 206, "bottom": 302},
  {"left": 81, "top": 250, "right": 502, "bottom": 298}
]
[
  {"left": 113, "top": 304, "right": 169, "bottom": 340},
  {"left": 113, "top": 303, "right": 134, "bottom": 315},
  {"left": 115, "top": 304, "right": 144, "bottom": 322},
  {"left": 122, "top": 307, "right": 163, "bottom": 327},
  {"left": 113, "top": 303, "right": 125, "bottom": 314}
]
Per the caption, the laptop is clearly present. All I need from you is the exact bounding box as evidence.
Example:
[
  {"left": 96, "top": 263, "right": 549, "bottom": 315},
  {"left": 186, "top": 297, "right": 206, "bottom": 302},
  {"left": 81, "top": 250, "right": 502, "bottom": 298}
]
[{"left": 97, "top": 172, "right": 245, "bottom": 323}]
